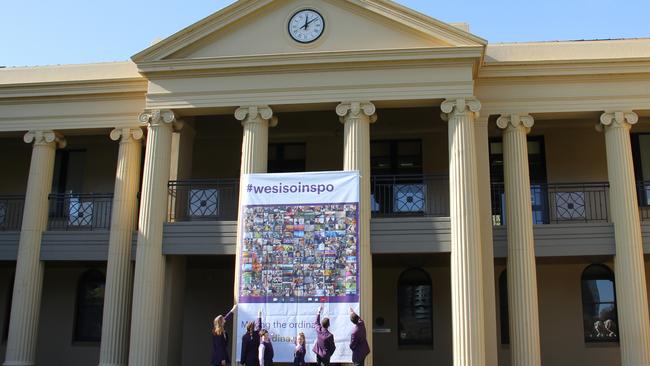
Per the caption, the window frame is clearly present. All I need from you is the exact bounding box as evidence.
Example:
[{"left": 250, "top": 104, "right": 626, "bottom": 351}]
[
  {"left": 581, "top": 264, "right": 619, "bottom": 344},
  {"left": 397, "top": 267, "right": 433, "bottom": 349},
  {"left": 498, "top": 270, "right": 510, "bottom": 345},
  {"left": 73, "top": 269, "right": 105, "bottom": 343}
]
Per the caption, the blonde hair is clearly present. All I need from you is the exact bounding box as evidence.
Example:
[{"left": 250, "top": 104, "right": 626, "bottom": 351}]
[
  {"left": 297, "top": 332, "right": 305, "bottom": 345},
  {"left": 213, "top": 315, "right": 225, "bottom": 336}
]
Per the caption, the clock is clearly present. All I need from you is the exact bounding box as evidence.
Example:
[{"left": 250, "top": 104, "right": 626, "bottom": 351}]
[{"left": 288, "top": 9, "right": 325, "bottom": 44}]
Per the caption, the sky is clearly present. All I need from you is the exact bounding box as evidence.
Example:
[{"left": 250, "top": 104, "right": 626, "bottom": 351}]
[{"left": 1, "top": 0, "right": 649, "bottom": 67}]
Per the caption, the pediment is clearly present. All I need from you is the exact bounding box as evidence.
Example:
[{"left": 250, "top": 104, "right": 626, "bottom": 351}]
[{"left": 132, "top": 0, "right": 486, "bottom": 63}]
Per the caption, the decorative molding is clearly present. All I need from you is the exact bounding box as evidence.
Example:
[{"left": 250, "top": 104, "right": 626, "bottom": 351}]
[
  {"left": 234, "top": 105, "right": 278, "bottom": 127},
  {"left": 440, "top": 97, "right": 481, "bottom": 120},
  {"left": 23, "top": 130, "right": 66, "bottom": 148},
  {"left": 110, "top": 127, "right": 144, "bottom": 143},
  {"left": 336, "top": 101, "right": 377, "bottom": 124},
  {"left": 496, "top": 113, "right": 535, "bottom": 132},
  {"left": 138, "top": 109, "right": 183, "bottom": 131},
  {"left": 599, "top": 111, "right": 639, "bottom": 131}
]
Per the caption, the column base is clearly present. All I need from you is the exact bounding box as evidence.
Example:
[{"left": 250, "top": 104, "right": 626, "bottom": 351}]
[
  {"left": 3, "top": 362, "right": 36, "bottom": 366},
  {"left": 98, "top": 363, "right": 127, "bottom": 366}
]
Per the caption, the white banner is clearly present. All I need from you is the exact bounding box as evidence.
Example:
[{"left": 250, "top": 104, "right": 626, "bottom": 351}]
[{"left": 236, "top": 171, "right": 360, "bottom": 363}]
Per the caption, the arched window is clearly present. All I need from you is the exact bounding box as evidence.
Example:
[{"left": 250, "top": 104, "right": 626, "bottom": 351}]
[
  {"left": 74, "top": 270, "right": 105, "bottom": 342},
  {"left": 499, "top": 270, "right": 509, "bottom": 345},
  {"left": 581, "top": 264, "right": 618, "bottom": 343},
  {"left": 397, "top": 268, "right": 433, "bottom": 347}
]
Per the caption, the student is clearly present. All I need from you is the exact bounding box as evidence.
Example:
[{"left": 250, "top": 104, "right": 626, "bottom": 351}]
[
  {"left": 258, "top": 329, "right": 274, "bottom": 366},
  {"left": 348, "top": 307, "right": 370, "bottom": 366},
  {"left": 293, "top": 332, "right": 306, "bottom": 366},
  {"left": 211, "top": 304, "right": 237, "bottom": 366},
  {"left": 240, "top": 310, "right": 263, "bottom": 366},
  {"left": 312, "top": 305, "right": 336, "bottom": 366}
]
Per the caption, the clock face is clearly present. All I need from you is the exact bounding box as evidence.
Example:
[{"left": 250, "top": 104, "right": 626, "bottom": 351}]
[{"left": 288, "top": 9, "right": 325, "bottom": 44}]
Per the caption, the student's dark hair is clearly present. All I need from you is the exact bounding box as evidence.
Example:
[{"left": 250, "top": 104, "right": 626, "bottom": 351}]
[
  {"left": 322, "top": 317, "right": 330, "bottom": 329},
  {"left": 246, "top": 321, "right": 255, "bottom": 334},
  {"left": 350, "top": 313, "right": 359, "bottom": 324}
]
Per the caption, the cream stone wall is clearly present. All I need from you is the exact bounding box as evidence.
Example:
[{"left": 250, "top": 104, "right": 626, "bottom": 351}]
[
  {"left": 0, "top": 264, "right": 106, "bottom": 366},
  {"left": 0, "top": 137, "right": 32, "bottom": 194},
  {"left": 63, "top": 135, "right": 119, "bottom": 193}
]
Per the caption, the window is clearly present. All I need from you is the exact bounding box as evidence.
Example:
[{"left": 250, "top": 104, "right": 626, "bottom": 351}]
[
  {"left": 581, "top": 264, "right": 618, "bottom": 343},
  {"left": 371, "top": 140, "right": 422, "bottom": 176},
  {"left": 371, "top": 140, "right": 424, "bottom": 215},
  {"left": 268, "top": 143, "right": 306, "bottom": 173},
  {"left": 499, "top": 271, "right": 509, "bottom": 345},
  {"left": 490, "top": 137, "right": 548, "bottom": 225},
  {"left": 74, "top": 270, "right": 105, "bottom": 342},
  {"left": 397, "top": 268, "right": 433, "bottom": 347},
  {"left": 632, "top": 134, "right": 650, "bottom": 206}
]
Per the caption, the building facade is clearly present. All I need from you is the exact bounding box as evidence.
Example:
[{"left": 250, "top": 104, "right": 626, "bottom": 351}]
[{"left": 1, "top": 1, "right": 650, "bottom": 365}]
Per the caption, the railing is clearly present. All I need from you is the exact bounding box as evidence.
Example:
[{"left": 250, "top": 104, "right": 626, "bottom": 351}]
[
  {"left": 47, "top": 193, "right": 113, "bottom": 231},
  {"left": 0, "top": 195, "right": 25, "bottom": 231},
  {"left": 491, "top": 182, "right": 610, "bottom": 226},
  {"left": 168, "top": 179, "right": 240, "bottom": 222},
  {"left": 371, "top": 174, "right": 450, "bottom": 217}
]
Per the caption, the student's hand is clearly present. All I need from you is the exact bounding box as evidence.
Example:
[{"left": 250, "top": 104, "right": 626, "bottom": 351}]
[
  {"left": 349, "top": 306, "right": 355, "bottom": 315},
  {"left": 258, "top": 309, "right": 263, "bottom": 317},
  {"left": 318, "top": 305, "right": 323, "bottom": 314},
  {"left": 221, "top": 361, "right": 226, "bottom": 366},
  {"left": 231, "top": 304, "right": 238, "bottom": 312}
]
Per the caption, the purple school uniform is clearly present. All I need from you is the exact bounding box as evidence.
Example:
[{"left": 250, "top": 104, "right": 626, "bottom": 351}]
[
  {"left": 350, "top": 318, "right": 370, "bottom": 364},
  {"left": 240, "top": 316, "right": 262, "bottom": 366},
  {"left": 211, "top": 310, "right": 233, "bottom": 366},
  {"left": 293, "top": 344, "right": 306, "bottom": 366},
  {"left": 312, "top": 313, "right": 336, "bottom": 360}
]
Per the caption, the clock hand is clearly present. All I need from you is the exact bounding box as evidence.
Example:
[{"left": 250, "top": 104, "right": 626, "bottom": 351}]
[
  {"left": 302, "top": 16, "right": 309, "bottom": 30},
  {"left": 305, "top": 17, "right": 318, "bottom": 28}
]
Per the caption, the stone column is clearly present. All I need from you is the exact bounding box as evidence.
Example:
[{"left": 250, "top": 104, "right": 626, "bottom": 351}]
[
  {"left": 441, "top": 98, "right": 485, "bottom": 366},
  {"left": 128, "top": 110, "right": 180, "bottom": 366},
  {"left": 231, "top": 105, "right": 277, "bottom": 358},
  {"left": 599, "top": 111, "right": 650, "bottom": 366},
  {"left": 496, "top": 114, "right": 542, "bottom": 366},
  {"left": 475, "top": 116, "right": 498, "bottom": 366},
  {"left": 4, "top": 131, "right": 65, "bottom": 366},
  {"left": 98, "top": 128, "right": 143, "bottom": 366},
  {"left": 337, "top": 101, "right": 376, "bottom": 366}
]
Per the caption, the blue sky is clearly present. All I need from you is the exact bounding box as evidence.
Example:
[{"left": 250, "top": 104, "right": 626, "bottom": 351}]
[{"left": 1, "top": 0, "right": 649, "bottom": 67}]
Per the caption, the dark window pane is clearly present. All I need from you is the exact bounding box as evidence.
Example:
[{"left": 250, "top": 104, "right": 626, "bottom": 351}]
[
  {"left": 74, "top": 270, "right": 105, "bottom": 342},
  {"left": 499, "top": 271, "right": 509, "bottom": 344},
  {"left": 397, "top": 268, "right": 433, "bottom": 348}
]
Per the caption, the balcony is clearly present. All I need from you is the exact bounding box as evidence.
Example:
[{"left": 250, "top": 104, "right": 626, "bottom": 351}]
[
  {"left": 47, "top": 193, "right": 113, "bottom": 231},
  {"left": 167, "top": 180, "right": 239, "bottom": 222},
  {"left": 0, "top": 195, "right": 25, "bottom": 231},
  {"left": 370, "top": 174, "right": 450, "bottom": 217},
  {"left": 490, "top": 182, "right": 613, "bottom": 225}
]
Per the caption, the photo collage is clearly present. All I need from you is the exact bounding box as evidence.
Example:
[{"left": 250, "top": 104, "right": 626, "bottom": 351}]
[{"left": 239, "top": 203, "right": 359, "bottom": 303}]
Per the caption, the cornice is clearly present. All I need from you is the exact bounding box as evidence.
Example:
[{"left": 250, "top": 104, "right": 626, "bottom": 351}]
[
  {"left": 137, "top": 46, "right": 483, "bottom": 76},
  {"left": 479, "top": 58, "right": 650, "bottom": 79},
  {"left": 0, "top": 78, "right": 147, "bottom": 99}
]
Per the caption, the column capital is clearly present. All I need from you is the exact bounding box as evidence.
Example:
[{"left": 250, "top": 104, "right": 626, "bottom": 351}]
[
  {"left": 496, "top": 113, "right": 534, "bottom": 133},
  {"left": 599, "top": 111, "right": 638, "bottom": 131},
  {"left": 234, "top": 105, "right": 278, "bottom": 127},
  {"left": 139, "top": 109, "right": 183, "bottom": 131},
  {"left": 23, "top": 130, "right": 66, "bottom": 148},
  {"left": 336, "top": 101, "right": 377, "bottom": 124},
  {"left": 440, "top": 98, "right": 481, "bottom": 120},
  {"left": 110, "top": 127, "right": 144, "bottom": 143}
]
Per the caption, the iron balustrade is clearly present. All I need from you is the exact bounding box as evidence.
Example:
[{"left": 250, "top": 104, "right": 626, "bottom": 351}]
[
  {"left": 0, "top": 195, "right": 25, "bottom": 231},
  {"left": 370, "top": 174, "right": 450, "bottom": 217},
  {"left": 168, "top": 179, "right": 240, "bottom": 222},
  {"left": 47, "top": 193, "right": 113, "bottom": 231},
  {"left": 491, "top": 182, "right": 611, "bottom": 226}
]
